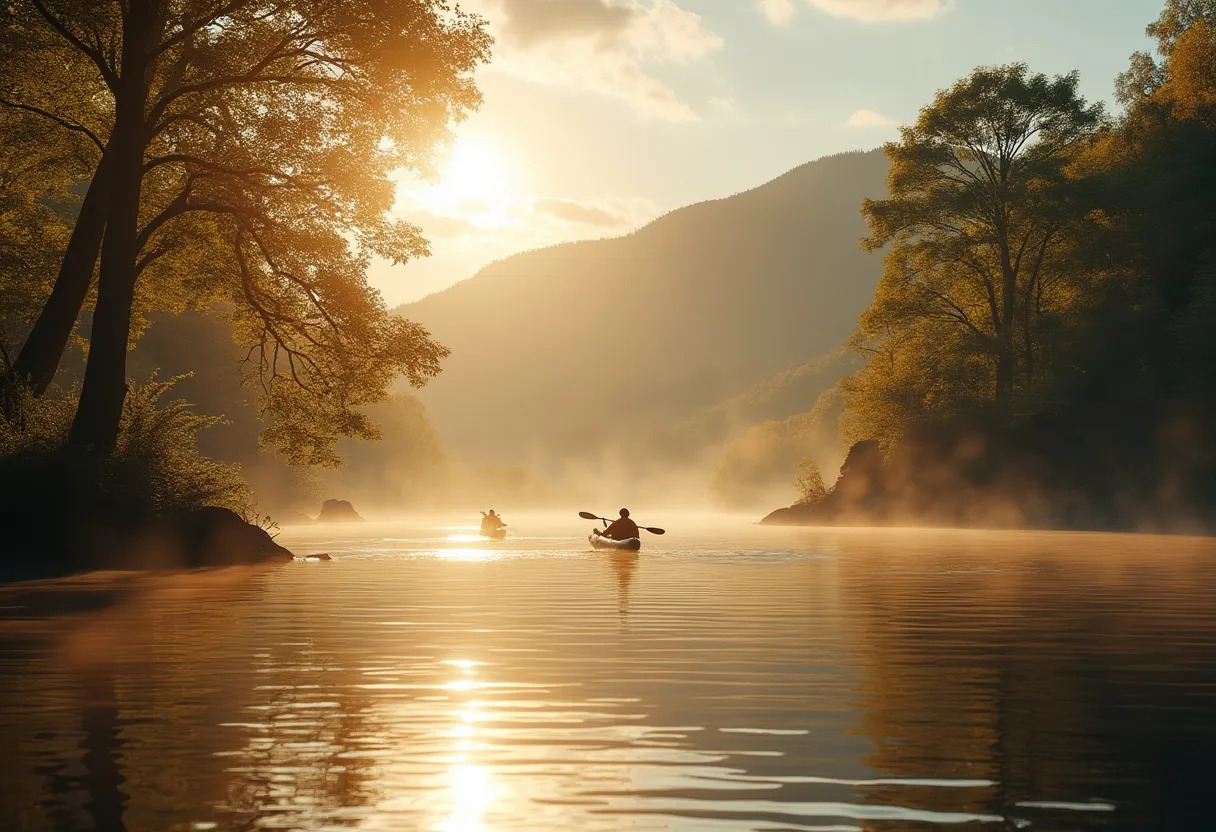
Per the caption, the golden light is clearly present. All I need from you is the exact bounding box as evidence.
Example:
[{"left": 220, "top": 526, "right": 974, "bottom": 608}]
[
  {"left": 409, "top": 135, "right": 517, "bottom": 231},
  {"left": 437, "top": 547, "right": 497, "bottom": 562},
  {"left": 437, "top": 763, "right": 497, "bottom": 832},
  {"left": 433, "top": 668, "right": 500, "bottom": 832}
]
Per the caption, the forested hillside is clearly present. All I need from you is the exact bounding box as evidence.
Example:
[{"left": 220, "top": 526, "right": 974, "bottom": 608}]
[{"left": 401, "top": 150, "right": 888, "bottom": 465}]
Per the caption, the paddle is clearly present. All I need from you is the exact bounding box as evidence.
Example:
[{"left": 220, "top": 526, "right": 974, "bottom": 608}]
[{"left": 579, "top": 511, "right": 665, "bottom": 535}]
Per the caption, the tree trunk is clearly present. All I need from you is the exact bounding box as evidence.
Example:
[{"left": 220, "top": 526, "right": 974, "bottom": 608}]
[
  {"left": 69, "top": 6, "right": 155, "bottom": 452},
  {"left": 12, "top": 150, "right": 112, "bottom": 395},
  {"left": 995, "top": 346, "right": 1014, "bottom": 413},
  {"left": 994, "top": 214, "right": 1018, "bottom": 414}
]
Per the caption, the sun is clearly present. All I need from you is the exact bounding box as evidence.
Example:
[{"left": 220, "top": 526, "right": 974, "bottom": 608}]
[
  {"left": 409, "top": 135, "right": 516, "bottom": 229},
  {"left": 441, "top": 136, "right": 512, "bottom": 203}
]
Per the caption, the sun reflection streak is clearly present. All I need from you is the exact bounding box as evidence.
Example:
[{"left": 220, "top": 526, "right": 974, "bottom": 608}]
[{"left": 434, "top": 668, "right": 500, "bottom": 832}]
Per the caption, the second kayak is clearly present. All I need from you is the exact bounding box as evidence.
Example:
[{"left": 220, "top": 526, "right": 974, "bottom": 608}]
[{"left": 589, "top": 533, "right": 641, "bottom": 551}]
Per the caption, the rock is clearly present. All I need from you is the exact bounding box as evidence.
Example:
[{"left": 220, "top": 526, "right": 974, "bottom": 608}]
[
  {"left": 317, "top": 499, "right": 363, "bottom": 522},
  {"left": 761, "top": 440, "right": 890, "bottom": 526},
  {"left": 174, "top": 507, "right": 295, "bottom": 567},
  {"left": 761, "top": 505, "right": 813, "bottom": 525}
]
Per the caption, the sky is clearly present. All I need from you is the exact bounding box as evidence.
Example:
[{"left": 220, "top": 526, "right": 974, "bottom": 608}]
[{"left": 375, "top": 0, "right": 1165, "bottom": 307}]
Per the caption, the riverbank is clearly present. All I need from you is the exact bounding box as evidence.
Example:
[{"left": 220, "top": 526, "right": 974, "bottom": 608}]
[
  {"left": 0, "top": 505, "right": 293, "bottom": 583},
  {"left": 762, "top": 440, "right": 1216, "bottom": 535}
]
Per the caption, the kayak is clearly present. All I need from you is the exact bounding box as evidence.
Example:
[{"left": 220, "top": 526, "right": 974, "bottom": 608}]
[
  {"left": 589, "top": 533, "right": 641, "bottom": 551},
  {"left": 481, "top": 526, "right": 507, "bottom": 540}
]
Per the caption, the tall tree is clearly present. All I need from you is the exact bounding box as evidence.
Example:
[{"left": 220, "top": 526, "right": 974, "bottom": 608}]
[
  {"left": 0, "top": 12, "right": 113, "bottom": 394},
  {"left": 850, "top": 64, "right": 1104, "bottom": 441},
  {"left": 8, "top": 1, "right": 491, "bottom": 456}
]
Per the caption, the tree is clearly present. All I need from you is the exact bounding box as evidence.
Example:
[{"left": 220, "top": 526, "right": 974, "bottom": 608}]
[
  {"left": 851, "top": 65, "right": 1104, "bottom": 441},
  {"left": 1117, "top": 0, "right": 1216, "bottom": 104},
  {"left": 793, "top": 458, "right": 826, "bottom": 506},
  {"left": 0, "top": 109, "right": 86, "bottom": 350},
  {"left": 4, "top": 1, "right": 491, "bottom": 457},
  {"left": 0, "top": 10, "right": 114, "bottom": 396}
]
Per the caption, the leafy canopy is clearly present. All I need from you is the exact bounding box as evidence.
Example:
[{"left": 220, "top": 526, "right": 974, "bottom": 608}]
[{"left": 1, "top": 1, "right": 492, "bottom": 463}]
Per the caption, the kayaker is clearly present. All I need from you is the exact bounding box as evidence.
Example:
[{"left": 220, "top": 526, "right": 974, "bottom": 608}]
[
  {"left": 596, "top": 508, "right": 639, "bottom": 541},
  {"left": 480, "top": 510, "right": 505, "bottom": 534}
]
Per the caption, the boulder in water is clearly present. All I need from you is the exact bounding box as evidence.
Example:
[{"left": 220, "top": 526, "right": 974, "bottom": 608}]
[{"left": 318, "top": 499, "right": 363, "bottom": 522}]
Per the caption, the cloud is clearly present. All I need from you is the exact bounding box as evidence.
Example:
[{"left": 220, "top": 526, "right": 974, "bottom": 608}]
[
  {"left": 497, "top": 0, "right": 635, "bottom": 48},
  {"left": 846, "top": 108, "right": 895, "bottom": 127},
  {"left": 473, "top": 0, "right": 724, "bottom": 121},
  {"left": 806, "top": 0, "right": 947, "bottom": 21},
  {"left": 758, "top": 0, "right": 797, "bottom": 24},
  {"left": 407, "top": 210, "right": 482, "bottom": 238},
  {"left": 709, "top": 96, "right": 737, "bottom": 115},
  {"left": 533, "top": 197, "right": 626, "bottom": 227}
]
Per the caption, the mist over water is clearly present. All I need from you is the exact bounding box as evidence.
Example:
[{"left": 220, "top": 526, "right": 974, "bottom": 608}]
[{"left": 3, "top": 518, "right": 1215, "bottom": 831}]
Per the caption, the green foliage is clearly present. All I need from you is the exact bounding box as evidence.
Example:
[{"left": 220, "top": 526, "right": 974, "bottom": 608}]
[
  {"left": 1118, "top": 1, "right": 1216, "bottom": 103},
  {"left": 1, "top": 0, "right": 491, "bottom": 455},
  {"left": 832, "top": 9, "right": 1216, "bottom": 528},
  {"left": 0, "top": 109, "right": 86, "bottom": 328},
  {"left": 113, "top": 376, "right": 252, "bottom": 513},
  {"left": 793, "top": 459, "right": 827, "bottom": 506},
  {"left": 0, "top": 375, "right": 251, "bottom": 516},
  {"left": 848, "top": 64, "right": 1105, "bottom": 446}
]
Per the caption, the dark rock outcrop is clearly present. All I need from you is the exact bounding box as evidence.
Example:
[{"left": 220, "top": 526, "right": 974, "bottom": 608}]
[
  {"left": 317, "top": 499, "right": 363, "bottom": 522},
  {"left": 763, "top": 440, "right": 887, "bottom": 526},
  {"left": 171, "top": 507, "right": 294, "bottom": 567},
  {"left": 1, "top": 505, "right": 294, "bottom": 582}
]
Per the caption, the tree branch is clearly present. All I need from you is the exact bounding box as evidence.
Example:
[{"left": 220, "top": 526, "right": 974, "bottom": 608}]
[
  {"left": 0, "top": 96, "right": 105, "bottom": 152},
  {"left": 29, "top": 0, "right": 119, "bottom": 91}
]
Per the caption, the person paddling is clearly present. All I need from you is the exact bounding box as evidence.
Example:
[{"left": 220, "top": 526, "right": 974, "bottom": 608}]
[
  {"left": 595, "top": 508, "right": 639, "bottom": 541},
  {"left": 480, "top": 510, "right": 505, "bottom": 535}
]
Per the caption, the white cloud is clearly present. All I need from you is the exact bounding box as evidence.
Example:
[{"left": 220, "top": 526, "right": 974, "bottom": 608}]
[
  {"left": 807, "top": 0, "right": 947, "bottom": 22},
  {"left": 846, "top": 108, "right": 896, "bottom": 127},
  {"left": 759, "top": 0, "right": 797, "bottom": 25},
  {"left": 471, "top": 0, "right": 724, "bottom": 121},
  {"left": 709, "top": 96, "right": 737, "bottom": 115}
]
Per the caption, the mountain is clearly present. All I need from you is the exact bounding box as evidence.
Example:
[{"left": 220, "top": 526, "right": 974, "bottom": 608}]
[{"left": 399, "top": 149, "right": 889, "bottom": 466}]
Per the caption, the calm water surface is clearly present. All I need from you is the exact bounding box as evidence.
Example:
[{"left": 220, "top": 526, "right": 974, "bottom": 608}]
[{"left": 2, "top": 517, "right": 1216, "bottom": 831}]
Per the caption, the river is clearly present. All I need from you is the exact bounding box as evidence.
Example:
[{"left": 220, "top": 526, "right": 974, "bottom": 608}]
[{"left": 2, "top": 516, "right": 1215, "bottom": 831}]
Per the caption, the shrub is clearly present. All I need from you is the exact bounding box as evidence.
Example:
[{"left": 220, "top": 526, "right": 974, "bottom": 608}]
[
  {"left": 794, "top": 458, "right": 827, "bottom": 506},
  {"left": 0, "top": 375, "right": 252, "bottom": 522}
]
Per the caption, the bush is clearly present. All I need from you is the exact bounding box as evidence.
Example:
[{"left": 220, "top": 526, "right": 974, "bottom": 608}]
[
  {"left": 794, "top": 458, "right": 827, "bottom": 506},
  {"left": 0, "top": 375, "right": 252, "bottom": 531}
]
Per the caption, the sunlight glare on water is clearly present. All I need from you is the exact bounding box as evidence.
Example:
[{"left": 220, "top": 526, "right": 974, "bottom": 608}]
[{"left": 2, "top": 515, "right": 1216, "bottom": 831}]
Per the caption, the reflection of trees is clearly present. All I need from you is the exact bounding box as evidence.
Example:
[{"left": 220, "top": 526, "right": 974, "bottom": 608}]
[
  {"left": 79, "top": 667, "right": 128, "bottom": 832},
  {"left": 837, "top": 533, "right": 1216, "bottom": 831},
  {"left": 4, "top": 661, "right": 130, "bottom": 832},
  {"left": 213, "top": 582, "right": 380, "bottom": 831}
]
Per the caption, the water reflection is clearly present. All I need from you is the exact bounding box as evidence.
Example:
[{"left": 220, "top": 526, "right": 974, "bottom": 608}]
[
  {"left": 836, "top": 530, "right": 1216, "bottom": 831},
  {"left": 438, "top": 665, "right": 498, "bottom": 832},
  {"left": 606, "top": 553, "right": 638, "bottom": 620},
  {"left": 1, "top": 525, "right": 1215, "bottom": 831}
]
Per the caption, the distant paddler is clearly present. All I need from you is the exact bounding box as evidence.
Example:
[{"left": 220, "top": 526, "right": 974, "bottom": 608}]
[
  {"left": 480, "top": 510, "right": 507, "bottom": 539},
  {"left": 582, "top": 509, "right": 665, "bottom": 551}
]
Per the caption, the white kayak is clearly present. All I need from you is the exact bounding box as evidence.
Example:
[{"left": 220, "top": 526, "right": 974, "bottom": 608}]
[{"left": 589, "top": 533, "right": 641, "bottom": 551}]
